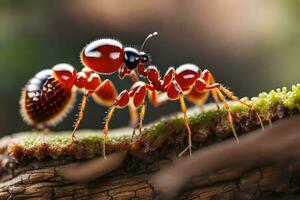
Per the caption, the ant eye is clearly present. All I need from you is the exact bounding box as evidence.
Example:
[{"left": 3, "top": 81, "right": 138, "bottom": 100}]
[
  {"left": 139, "top": 52, "right": 150, "bottom": 64},
  {"left": 142, "top": 56, "right": 148, "bottom": 62}
]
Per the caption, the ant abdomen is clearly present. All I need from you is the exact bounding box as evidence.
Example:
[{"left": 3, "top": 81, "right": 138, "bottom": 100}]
[{"left": 20, "top": 69, "right": 76, "bottom": 129}]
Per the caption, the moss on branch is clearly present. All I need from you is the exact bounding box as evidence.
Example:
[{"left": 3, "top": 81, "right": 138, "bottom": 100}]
[{"left": 3, "top": 84, "right": 300, "bottom": 161}]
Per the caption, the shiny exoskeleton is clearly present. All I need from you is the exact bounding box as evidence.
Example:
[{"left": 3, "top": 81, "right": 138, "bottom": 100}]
[
  {"left": 80, "top": 32, "right": 157, "bottom": 79},
  {"left": 20, "top": 63, "right": 121, "bottom": 137},
  {"left": 20, "top": 32, "right": 263, "bottom": 159},
  {"left": 102, "top": 63, "right": 264, "bottom": 157}
]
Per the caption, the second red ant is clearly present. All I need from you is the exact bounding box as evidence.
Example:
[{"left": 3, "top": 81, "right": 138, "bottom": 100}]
[
  {"left": 20, "top": 32, "right": 264, "bottom": 158},
  {"left": 102, "top": 63, "right": 264, "bottom": 157}
]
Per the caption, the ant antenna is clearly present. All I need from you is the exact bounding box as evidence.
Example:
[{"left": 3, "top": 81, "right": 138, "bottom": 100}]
[{"left": 140, "top": 32, "right": 158, "bottom": 52}]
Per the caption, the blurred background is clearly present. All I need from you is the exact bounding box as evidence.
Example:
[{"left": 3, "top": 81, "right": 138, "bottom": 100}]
[{"left": 0, "top": 1, "right": 299, "bottom": 136}]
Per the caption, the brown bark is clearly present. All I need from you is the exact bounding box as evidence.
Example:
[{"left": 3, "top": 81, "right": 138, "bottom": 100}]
[
  {"left": 0, "top": 157, "right": 300, "bottom": 199},
  {"left": 1, "top": 106, "right": 300, "bottom": 199}
]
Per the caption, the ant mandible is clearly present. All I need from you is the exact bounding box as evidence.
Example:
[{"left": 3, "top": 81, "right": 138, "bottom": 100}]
[{"left": 102, "top": 63, "right": 264, "bottom": 157}]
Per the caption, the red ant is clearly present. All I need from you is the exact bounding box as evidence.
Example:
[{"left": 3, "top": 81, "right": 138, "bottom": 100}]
[
  {"left": 102, "top": 63, "right": 264, "bottom": 157},
  {"left": 20, "top": 33, "right": 158, "bottom": 142}
]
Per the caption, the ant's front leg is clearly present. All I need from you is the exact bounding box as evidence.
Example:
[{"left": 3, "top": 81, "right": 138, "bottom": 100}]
[
  {"left": 130, "top": 102, "right": 146, "bottom": 140},
  {"left": 166, "top": 80, "right": 193, "bottom": 157},
  {"left": 102, "top": 82, "right": 149, "bottom": 159},
  {"left": 103, "top": 90, "right": 130, "bottom": 159},
  {"left": 132, "top": 83, "right": 148, "bottom": 137},
  {"left": 128, "top": 82, "right": 150, "bottom": 140}
]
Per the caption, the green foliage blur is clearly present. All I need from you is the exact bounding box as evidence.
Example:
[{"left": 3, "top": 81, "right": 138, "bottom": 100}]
[{"left": 0, "top": 1, "right": 299, "bottom": 135}]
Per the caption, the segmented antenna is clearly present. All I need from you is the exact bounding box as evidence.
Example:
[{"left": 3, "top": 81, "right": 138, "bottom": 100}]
[{"left": 140, "top": 32, "right": 158, "bottom": 52}]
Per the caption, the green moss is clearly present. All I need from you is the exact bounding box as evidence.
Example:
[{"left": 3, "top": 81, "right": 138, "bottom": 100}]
[
  {"left": 169, "top": 117, "right": 185, "bottom": 131},
  {"left": 6, "top": 84, "right": 300, "bottom": 161},
  {"left": 145, "top": 121, "right": 169, "bottom": 140},
  {"left": 15, "top": 84, "right": 300, "bottom": 146},
  {"left": 250, "top": 86, "right": 295, "bottom": 113},
  {"left": 17, "top": 131, "right": 107, "bottom": 149},
  {"left": 191, "top": 109, "right": 226, "bottom": 127},
  {"left": 144, "top": 84, "right": 300, "bottom": 139},
  {"left": 284, "top": 84, "right": 300, "bottom": 110}
]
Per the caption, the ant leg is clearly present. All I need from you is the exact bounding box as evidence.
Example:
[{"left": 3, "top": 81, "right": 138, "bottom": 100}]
[
  {"left": 214, "top": 89, "right": 240, "bottom": 143},
  {"left": 138, "top": 102, "right": 146, "bottom": 134},
  {"left": 129, "top": 103, "right": 139, "bottom": 140},
  {"left": 148, "top": 90, "right": 170, "bottom": 107},
  {"left": 205, "top": 70, "right": 265, "bottom": 130},
  {"left": 71, "top": 92, "right": 89, "bottom": 142},
  {"left": 211, "top": 89, "right": 221, "bottom": 109},
  {"left": 131, "top": 83, "right": 148, "bottom": 137},
  {"left": 131, "top": 124, "right": 138, "bottom": 140},
  {"left": 208, "top": 75, "right": 221, "bottom": 110},
  {"left": 217, "top": 85, "right": 265, "bottom": 130},
  {"left": 131, "top": 102, "right": 146, "bottom": 140},
  {"left": 103, "top": 105, "right": 116, "bottom": 159},
  {"left": 128, "top": 102, "right": 138, "bottom": 127},
  {"left": 166, "top": 81, "right": 193, "bottom": 157},
  {"left": 103, "top": 90, "right": 130, "bottom": 158},
  {"left": 128, "top": 71, "right": 140, "bottom": 138},
  {"left": 178, "top": 95, "right": 193, "bottom": 157}
]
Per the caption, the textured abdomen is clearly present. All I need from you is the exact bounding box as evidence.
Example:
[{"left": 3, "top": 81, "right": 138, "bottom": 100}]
[{"left": 20, "top": 69, "right": 75, "bottom": 128}]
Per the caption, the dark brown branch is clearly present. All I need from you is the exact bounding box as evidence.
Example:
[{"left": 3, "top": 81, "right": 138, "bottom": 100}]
[
  {"left": 152, "top": 116, "right": 300, "bottom": 199},
  {"left": 1, "top": 100, "right": 300, "bottom": 199}
]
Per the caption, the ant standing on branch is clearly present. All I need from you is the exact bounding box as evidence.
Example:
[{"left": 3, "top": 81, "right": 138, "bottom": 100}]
[
  {"left": 19, "top": 32, "right": 159, "bottom": 156},
  {"left": 100, "top": 34, "right": 264, "bottom": 158},
  {"left": 20, "top": 32, "right": 264, "bottom": 159}
]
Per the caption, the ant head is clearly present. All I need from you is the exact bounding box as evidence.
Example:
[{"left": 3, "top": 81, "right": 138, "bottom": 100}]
[
  {"left": 124, "top": 47, "right": 140, "bottom": 70},
  {"left": 123, "top": 32, "right": 158, "bottom": 71}
]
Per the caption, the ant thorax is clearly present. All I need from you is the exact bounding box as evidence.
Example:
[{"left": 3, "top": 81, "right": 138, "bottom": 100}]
[{"left": 81, "top": 38, "right": 124, "bottom": 75}]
